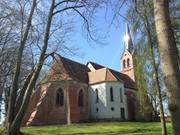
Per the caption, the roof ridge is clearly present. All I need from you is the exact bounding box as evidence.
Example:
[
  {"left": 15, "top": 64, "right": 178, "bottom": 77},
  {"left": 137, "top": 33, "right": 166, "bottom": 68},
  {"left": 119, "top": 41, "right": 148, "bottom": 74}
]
[
  {"left": 56, "top": 55, "right": 125, "bottom": 75},
  {"left": 60, "top": 55, "right": 130, "bottom": 78},
  {"left": 88, "top": 61, "right": 125, "bottom": 75},
  {"left": 57, "top": 54, "right": 87, "bottom": 67},
  {"left": 110, "top": 69, "right": 132, "bottom": 80}
]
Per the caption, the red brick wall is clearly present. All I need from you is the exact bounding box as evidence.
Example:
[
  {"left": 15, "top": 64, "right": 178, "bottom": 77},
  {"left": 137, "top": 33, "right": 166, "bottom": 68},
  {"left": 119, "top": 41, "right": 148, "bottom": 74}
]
[
  {"left": 69, "top": 85, "right": 80, "bottom": 122},
  {"left": 22, "top": 81, "right": 89, "bottom": 126},
  {"left": 22, "top": 84, "right": 51, "bottom": 126},
  {"left": 68, "top": 84, "right": 89, "bottom": 123},
  {"left": 126, "top": 90, "right": 137, "bottom": 120}
]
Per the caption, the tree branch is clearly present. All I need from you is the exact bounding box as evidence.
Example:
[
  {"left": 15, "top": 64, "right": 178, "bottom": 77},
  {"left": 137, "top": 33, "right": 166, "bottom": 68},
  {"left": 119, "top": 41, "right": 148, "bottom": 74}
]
[
  {"left": 14, "top": 68, "right": 35, "bottom": 115},
  {"left": 72, "top": 8, "right": 96, "bottom": 41},
  {"left": 53, "top": 5, "right": 84, "bottom": 16},
  {"left": 54, "top": 0, "right": 78, "bottom": 9}
]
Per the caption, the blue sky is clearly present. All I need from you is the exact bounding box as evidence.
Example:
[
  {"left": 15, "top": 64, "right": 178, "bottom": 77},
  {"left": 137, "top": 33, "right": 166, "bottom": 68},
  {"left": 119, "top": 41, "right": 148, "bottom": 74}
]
[{"left": 62, "top": 5, "right": 127, "bottom": 72}]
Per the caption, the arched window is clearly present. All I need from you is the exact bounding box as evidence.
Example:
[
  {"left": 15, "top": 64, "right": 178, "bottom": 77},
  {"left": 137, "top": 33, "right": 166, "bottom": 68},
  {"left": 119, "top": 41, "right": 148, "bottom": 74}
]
[
  {"left": 110, "top": 87, "right": 114, "bottom": 102},
  {"left": 78, "top": 89, "right": 84, "bottom": 107},
  {"left": 96, "top": 89, "right": 99, "bottom": 103},
  {"left": 56, "top": 88, "right": 64, "bottom": 106},
  {"left": 127, "top": 58, "right": 130, "bottom": 67},
  {"left": 123, "top": 60, "right": 126, "bottom": 68},
  {"left": 120, "top": 88, "right": 123, "bottom": 103}
]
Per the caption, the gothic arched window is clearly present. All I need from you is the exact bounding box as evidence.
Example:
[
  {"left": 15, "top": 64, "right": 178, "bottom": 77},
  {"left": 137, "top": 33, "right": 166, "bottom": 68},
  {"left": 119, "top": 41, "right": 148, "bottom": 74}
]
[
  {"left": 110, "top": 87, "right": 114, "bottom": 102},
  {"left": 96, "top": 89, "right": 99, "bottom": 103},
  {"left": 120, "top": 88, "right": 123, "bottom": 103},
  {"left": 56, "top": 88, "right": 64, "bottom": 106},
  {"left": 127, "top": 58, "right": 130, "bottom": 67},
  {"left": 123, "top": 60, "right": 126, "bottom": 68},
  {"left": 78, "top": 89, "right": 84, "bottom": 107}
]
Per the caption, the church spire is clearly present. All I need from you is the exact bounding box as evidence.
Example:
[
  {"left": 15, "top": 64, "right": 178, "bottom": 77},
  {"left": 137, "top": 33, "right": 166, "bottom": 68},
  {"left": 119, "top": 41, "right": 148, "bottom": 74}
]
[
  {"left": 121, "top": 23, "right": 135, "bottom": 81},
  {"left": 123, "top": 23, "right": 133, "bottom": 53}
]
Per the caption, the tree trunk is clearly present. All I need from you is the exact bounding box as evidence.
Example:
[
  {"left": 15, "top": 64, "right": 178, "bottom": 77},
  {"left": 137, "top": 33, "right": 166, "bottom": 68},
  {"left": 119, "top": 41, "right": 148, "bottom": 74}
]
[
  {"left": 143, "top": 14, "right": 167, "bottom": 135},
  {"left": 153, "top": 0, "right": 180, "bottom": 135},
  {"left": 148, "top": 28, "right": 167, "bottom": 135},
  {"left": 4, "top": 1, "right": 55, "bottom": 134},
  {"left": 4, "top": 0, "right": 37, "bottom": 135},
  {"left": 6, "top": 0, "right": 37, "bottom": 126},
  {"left": 134, "top": 3, "right": 167, "bottom": 133}
]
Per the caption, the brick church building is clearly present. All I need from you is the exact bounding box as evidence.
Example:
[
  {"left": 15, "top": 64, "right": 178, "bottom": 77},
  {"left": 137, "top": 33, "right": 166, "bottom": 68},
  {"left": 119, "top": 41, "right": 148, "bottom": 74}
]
[{"left": 22, "top": 24, "right": 138, "bottom": 126}]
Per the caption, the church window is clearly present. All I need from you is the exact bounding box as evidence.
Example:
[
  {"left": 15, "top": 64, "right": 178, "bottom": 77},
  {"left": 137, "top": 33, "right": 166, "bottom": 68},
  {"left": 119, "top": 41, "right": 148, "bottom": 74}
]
[
  {"left": 127, "top": 58, "right": 130, "bottom": 67},
  {"left": 56, "top": 88, "right": 64, "bottom": 106},
  {"left": 78, "top": 89, "right": 84, "bottom": 107},
  {"left": 95, "top": 89, "right": 99, "bottom": 103},
  {"left": 96, "top": 108, "right": 99, "bottom": 112},
  {"left": 120, "top": 88, "right": 123, "bottom": 103},
  {"left": 111, "top": 107, "right": 114, "bottom": 111},
  {"left": 110, "top": 87, "right": 114, "bottom": 102},
  {"left": 123, "top": 60, "right": 126, "bottom": 68}
]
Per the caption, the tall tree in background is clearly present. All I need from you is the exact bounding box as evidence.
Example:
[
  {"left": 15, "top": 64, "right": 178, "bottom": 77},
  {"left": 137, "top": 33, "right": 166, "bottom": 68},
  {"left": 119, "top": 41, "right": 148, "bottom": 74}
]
[
  {"left": 133, "top": 44, "right": 153, "bottom": 120},
  {"left": 170, "top": 0, "right": 180, "bottom": 50},
  {"left": 143, "top": 9, "right": 167, "bottom": 135},
  {"left": 134, "top": 1, "right": 167, "bottom": 134},
  {"left": 125, "top": 1, "right": 167, "bottom": 134},
  {"left": 126, "top": 0, "right": 180, "bottom": 134},
  {"left": 153, "top": 0, "right": 180, "bottom": 134}
]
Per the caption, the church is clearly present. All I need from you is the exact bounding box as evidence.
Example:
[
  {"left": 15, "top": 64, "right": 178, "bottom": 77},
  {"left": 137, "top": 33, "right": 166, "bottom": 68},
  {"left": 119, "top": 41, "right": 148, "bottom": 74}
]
[{"left": 22, "top": 24, "right": 138, "bottom": 126}]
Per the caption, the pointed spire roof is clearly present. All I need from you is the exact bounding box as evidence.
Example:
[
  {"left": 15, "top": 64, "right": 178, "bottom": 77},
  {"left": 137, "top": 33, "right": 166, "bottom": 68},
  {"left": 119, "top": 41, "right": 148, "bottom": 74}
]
[{"left": 123, "top": 23, "right": 133, "bottom": 53}]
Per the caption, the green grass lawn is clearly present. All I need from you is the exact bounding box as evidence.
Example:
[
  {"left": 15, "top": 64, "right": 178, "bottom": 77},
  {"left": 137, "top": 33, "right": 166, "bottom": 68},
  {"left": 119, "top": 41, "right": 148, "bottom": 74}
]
[{"left": 21, "top": 122, "right": 172, "bottom": 135}]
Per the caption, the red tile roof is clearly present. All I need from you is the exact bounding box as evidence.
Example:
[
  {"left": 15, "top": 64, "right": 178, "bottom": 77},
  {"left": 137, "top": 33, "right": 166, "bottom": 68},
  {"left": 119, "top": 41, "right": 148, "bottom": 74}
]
[
  {"left": 42, "top": 55, "right": 89, "bottom": 83},
  {"left": 109, "top": 69, "right": 136, "bottom": 89},
  {"left": 43, "top": 55, "right": 136, "bottom": 89},
  {"left": 59, "top": 56, "right": 89, "bottom": 83},
  {"left": 87, "top": 62, "right": 136, "bottom": 89}
]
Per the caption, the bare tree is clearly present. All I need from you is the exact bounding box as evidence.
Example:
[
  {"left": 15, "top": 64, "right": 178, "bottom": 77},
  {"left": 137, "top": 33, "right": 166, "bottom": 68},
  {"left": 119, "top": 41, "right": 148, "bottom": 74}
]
[
  {"left": 0, "top": 1, "right": 36, "bottom": 122},
  {"left": 2, "top": 0, "right": 105, "bottom": 135}
]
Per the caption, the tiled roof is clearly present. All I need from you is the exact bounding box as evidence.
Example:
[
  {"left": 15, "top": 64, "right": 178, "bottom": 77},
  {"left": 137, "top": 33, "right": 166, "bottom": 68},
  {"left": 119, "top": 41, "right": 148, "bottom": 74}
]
[
  {"left": 59, "top": 56, "right": 89, "bottom": 83},
  {"left": 88, "top": 68, "right": 118, "bottom": 84},
  {"left": 43, "top": 55, "right": 89, "bottom": 84},
  {"left": 87, "top": 61, "right": 105, "bottom": 70},
  {"left": 109, "top": 69, "right": 136, "bottom": 89},
  {"left": 87, "top": 62, "right": 136, "bottom": 89},
  {"left": 43, "top": 56, "right": 136, "bottom": 89}
]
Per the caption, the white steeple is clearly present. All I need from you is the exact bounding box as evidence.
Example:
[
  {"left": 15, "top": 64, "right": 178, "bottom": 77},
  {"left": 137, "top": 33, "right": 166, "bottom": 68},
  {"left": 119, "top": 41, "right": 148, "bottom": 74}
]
[{"left": 123, "top": 23, "right": 133, "bottom": 53}]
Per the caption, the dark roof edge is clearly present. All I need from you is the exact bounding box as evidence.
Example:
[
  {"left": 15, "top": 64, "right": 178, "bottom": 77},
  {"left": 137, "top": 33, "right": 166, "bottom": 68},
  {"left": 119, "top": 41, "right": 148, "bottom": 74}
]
[{"left": 55, "top": 54, "right": 87, "bottom": 67}]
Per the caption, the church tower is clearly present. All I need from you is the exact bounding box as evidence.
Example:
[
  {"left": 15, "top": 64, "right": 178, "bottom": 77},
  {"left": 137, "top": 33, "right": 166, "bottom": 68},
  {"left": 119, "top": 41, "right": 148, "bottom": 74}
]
[{"left": 121, "top": 23, "right": 135, "bottom": 81}]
